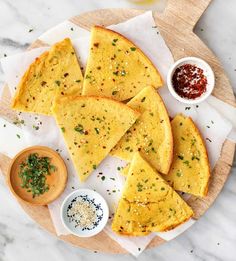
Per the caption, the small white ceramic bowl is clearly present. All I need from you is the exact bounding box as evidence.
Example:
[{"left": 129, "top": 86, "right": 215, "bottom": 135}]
[
  {"left": 167, "top": 57, "right": 215, "bottom": 104},
  {"left": 61, "top": 189, "right": 109, "bottom": 237}
]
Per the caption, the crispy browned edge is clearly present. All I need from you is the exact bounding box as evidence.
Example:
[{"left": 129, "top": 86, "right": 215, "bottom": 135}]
[
  {"left": 11, "top": 51, "right": 49, "bottom": 113},
  {"left": 172, "top": 113, "right": 211, "bottom": 197},
  {"left": 148, "top": 88, "right": 173, "bottom": 175},
  {"left": 112, "top": 152, "right": 193, "bottom": 236},
  {"left": 11, "top": 38, "right": 80, "bottom": 116},
  {"left": 187, "top": 116, "right": 211, "bottom": 197},
  {"left": 87, "top": 25, "right": 163, "bottom": 87}
]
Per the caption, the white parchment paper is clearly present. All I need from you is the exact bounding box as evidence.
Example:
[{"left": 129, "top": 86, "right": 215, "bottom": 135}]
[{"left": 0, "top": 11, "right": 235, "bottom": 257}]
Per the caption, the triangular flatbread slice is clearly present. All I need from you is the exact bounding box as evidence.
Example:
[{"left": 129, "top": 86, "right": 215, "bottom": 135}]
[
  {"left": 52, "top": 96, "right": 140, "bottom": 181},
  {"left": 112, "top": 152, "right": 193, "bottom": 235},
  {"left": 12, "top": 38, "right": 83, "bottom": 115},
  {"left": 111, "top": 86, "right": 173, "bottom": 174},
  {"left": 82, "top": 26, "right": 163, "bottom": 101},
  {"left": 164, "top": 114, "right": 210, "bottom": 197}
]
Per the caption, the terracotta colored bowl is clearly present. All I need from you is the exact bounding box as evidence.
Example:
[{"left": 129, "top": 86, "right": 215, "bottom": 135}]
[{"left": 7, "top": 146, "right": 68, "bottom": 205}]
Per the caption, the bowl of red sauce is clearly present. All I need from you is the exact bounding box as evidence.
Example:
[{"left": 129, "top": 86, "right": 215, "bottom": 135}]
[{"left": 167, "top": 57, "right": 215, "bottom": 104}]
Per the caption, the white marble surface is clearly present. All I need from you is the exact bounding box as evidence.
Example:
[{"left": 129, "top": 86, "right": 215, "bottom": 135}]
[{"left": 0, "top": 0, "right": 235, "bottom": 260}]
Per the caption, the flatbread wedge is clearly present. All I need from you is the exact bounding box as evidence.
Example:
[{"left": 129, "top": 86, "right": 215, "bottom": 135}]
[
  {"left": 164, "top": 114, "right": 210, "bottom": 197},
  {"left": 112, "top": 152, "right": 193, "bottom": 235},
  {"left": 111, "top": 86, "right": 173, "bottom": 174},
  {"left": 12, "top": 38, "right": 83, "bottom": 115},
  {"left": 52, "top": 96, "right": 140, "bottom": 181},
  {"left": 82, "top": 26, "right": 163, "bottom": 101}
]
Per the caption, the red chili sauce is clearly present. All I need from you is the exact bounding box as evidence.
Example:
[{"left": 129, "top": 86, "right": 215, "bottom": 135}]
[{"left": 172, "top": 64, "right": 208, "bottom": 99}]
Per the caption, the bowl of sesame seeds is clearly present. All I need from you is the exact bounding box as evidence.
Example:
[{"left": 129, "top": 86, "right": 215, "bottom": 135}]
[{"left": 60, "top": 189, "right": 109, "bottom": 237}]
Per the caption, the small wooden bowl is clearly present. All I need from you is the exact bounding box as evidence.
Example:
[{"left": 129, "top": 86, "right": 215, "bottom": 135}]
[{"left": 7, "top": 146, "right": 68, "bottom": 205}]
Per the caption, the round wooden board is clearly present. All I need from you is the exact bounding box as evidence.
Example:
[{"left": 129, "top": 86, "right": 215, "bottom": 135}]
[{"left": 0, "top": 0, "right": 235, "bottom": 254}]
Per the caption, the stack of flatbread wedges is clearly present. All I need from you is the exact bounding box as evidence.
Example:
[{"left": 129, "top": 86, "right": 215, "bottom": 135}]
[
  {"left": 112, "top": 152, "right": 193, "bottom": 235},
  {"left": 11, "top": 25, "right": 211, "bottom": 235},
  {"left": 12, "top": 38, "right": 84, "bottom": 115}
]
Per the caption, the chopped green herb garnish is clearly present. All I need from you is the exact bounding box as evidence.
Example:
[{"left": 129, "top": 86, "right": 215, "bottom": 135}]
[
  {"left": 183, "top": 160, "right": 191, "bottom": 168},
  {"left": 19, "top": 153, "right": 55, "bottom": 198},
  {"left": 13, "top": 119, "right": 24, "bottom": 126},
  {"left": 16, "top": 134, "right": 20, "bottom": 139},
  {"left": 112, "top": 39, "right": 118, "bottom": 46},
  {"left": 55, "top": 80, "right": 61, "bottom": 86},
  {"left": 137, "top": 182, "right": 143, "bottom": 192},
  {"left": 101, "top": 176, "right": 105, "bottom": 181},
  {"left": 94, "top": 127, "right": 100, "bottom": 134},
  {"left": 74, "top": 124, "right": 84, "bottom": 134},
  {"left": 141, "top": 97, "right": 146, "bottom": 102},
  {"left": 33, "top": 125, "right": 39, "bottom": 130},
  {"left": 178, "top": 155, "right": 184, "bottom": 160},
  {"left": 191, "top": 138, "right": 196, "bottom": 146},
  {"left": 130, "top": 47, "right": 136, "bottom": 51},
  {"left": 112, "top": 90, "right": 118, "bottom": 95},
  {"left": 121, "top": 70, "right": 126, "bottom": 76},
  {"left": 75, "top": 79, "right": 81, "bottom": 83},
  {"left": 61, "top": 127, "right": 65, "bottom": 133},
  {"left": 192, "top": 156, "right": 200, "bottom": 161},
  {"left": 93, "top": 164, "right": 97, "bottom": 170},
  {"left": 176, "top": 171, "right": 182, "bottom": 177}
]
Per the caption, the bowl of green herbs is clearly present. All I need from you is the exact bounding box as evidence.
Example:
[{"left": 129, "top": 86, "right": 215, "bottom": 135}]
[{"left": 7, "top": 146, "right": 67, "bottom": 205}]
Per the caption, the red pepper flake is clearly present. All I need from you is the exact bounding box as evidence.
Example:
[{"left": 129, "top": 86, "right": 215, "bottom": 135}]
[{"left": 172, "top": 64, "right": 208, "bottom": 99}]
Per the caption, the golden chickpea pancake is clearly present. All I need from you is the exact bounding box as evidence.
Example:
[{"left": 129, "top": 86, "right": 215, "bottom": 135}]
[
  {"left": 82, "top": 26, "right": 163, "bottom": 101},
  {"left": 52, "top": 96, "right": 140, "bottom": 182},
  {"left": 111, "top": 86, "right": 173, "bottom": 175},
  {"left": 12, "top": 38, "right": 83, "bottom": 115},
  {"left": 112, "top": 152, "right": 193, "bottom": 235},
  {"left": 164, "top": 114, "right": 210, "bottom": 197}
]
